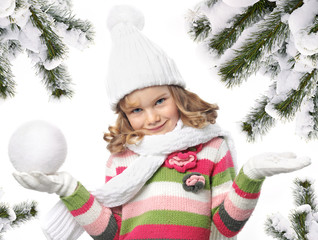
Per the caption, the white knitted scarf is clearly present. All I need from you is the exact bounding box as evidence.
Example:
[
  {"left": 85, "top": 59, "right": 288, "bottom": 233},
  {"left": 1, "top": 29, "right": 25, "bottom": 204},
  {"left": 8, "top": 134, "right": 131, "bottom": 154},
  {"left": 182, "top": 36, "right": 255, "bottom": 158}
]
[{"left": 42, "top": 121, "right": 237, "bottom": 240}]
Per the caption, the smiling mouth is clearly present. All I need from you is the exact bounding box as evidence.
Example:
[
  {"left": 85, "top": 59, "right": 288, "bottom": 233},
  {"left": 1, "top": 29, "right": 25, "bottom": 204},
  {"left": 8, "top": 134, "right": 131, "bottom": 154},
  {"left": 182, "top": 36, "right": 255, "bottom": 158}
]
[{"left": 148, "top": 122, "right": 166, "bottom": 131}]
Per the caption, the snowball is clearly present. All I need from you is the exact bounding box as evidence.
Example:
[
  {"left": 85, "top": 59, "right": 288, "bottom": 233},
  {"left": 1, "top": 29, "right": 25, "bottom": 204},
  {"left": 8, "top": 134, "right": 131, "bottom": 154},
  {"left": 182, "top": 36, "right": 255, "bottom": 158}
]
[
  {"left": 107, "top": 5, "right": 145, "bottom": 31},
  {"left": 0, "top": 0, "right": 15, "bottom": 18},
  {"left": 8, "top": 120, "right": 67, "bottom": 174},
  {"left": 222, "top": 0, "right": 258, "bottom": 8}
]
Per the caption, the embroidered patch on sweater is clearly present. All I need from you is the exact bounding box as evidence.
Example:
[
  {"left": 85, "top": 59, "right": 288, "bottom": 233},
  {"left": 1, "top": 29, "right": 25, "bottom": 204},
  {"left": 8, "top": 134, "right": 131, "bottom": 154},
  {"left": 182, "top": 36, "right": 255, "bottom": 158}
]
[{"left": 165, "top": 144, "right": 203, "bottom": 173}]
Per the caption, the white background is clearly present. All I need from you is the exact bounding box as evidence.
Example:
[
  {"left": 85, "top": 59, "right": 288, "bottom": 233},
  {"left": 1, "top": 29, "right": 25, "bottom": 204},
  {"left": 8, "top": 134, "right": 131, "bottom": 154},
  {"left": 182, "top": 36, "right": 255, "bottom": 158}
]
[{"left": 0, "top": 0, "right": 317, "bottom": 239}]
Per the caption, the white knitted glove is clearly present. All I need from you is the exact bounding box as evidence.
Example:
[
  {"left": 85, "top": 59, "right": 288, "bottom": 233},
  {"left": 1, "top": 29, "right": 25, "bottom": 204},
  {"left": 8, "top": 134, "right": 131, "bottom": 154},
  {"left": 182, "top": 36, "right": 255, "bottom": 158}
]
[
  {"left": 13, "top": 171, "right": 78, "bottom": 197},
  {"left": 243, "top": 152, "right": 311, "bottom": 179}
]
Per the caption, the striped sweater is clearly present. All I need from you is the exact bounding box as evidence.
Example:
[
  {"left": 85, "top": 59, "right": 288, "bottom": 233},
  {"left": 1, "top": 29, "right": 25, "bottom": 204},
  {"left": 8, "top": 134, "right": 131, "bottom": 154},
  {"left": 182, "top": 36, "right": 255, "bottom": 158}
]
[{"left": 61, "top": 137, "right": 264, "bottom": 240}]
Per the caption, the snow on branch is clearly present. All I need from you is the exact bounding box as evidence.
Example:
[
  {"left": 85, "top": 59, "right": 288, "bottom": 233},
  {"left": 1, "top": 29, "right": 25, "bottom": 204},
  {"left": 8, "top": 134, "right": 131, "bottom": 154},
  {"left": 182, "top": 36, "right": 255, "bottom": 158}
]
[
  {"left": 188, "top": 0, "right": 318, "bottom": 141},
  {"left": 0, "top": 0, "right": 94, "bottom": 99}
]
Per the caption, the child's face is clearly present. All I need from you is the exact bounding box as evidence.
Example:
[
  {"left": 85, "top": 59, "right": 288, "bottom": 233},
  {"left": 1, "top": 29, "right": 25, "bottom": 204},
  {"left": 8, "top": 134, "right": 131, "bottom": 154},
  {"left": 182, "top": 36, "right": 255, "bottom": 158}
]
[{"left": 123, "top": 86, "right": 179, "bottom": 135}]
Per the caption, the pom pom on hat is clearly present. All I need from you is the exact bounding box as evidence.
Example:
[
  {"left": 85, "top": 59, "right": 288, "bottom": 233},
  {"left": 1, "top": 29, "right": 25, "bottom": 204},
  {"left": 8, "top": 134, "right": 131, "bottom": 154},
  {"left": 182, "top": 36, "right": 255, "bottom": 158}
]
[
  {"left": 107, "top": 5, "right": 145, "bottom": 31},
  {"left": 106, "top": 5, "right": 186, "bottom": 110}
]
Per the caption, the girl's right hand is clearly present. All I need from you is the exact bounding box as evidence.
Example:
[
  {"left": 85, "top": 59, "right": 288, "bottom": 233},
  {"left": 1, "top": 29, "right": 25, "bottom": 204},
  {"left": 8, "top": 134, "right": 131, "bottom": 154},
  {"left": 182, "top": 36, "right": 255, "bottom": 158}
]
[{"left": 13, "top": 171, "right": 78, "bottom": 197}]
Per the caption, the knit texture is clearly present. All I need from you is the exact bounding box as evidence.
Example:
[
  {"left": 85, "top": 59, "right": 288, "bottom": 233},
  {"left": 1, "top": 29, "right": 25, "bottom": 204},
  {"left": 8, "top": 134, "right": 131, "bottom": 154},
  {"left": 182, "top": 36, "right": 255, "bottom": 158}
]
[{"left": 61, "top": 137, "right": 264, "bottom": 240}]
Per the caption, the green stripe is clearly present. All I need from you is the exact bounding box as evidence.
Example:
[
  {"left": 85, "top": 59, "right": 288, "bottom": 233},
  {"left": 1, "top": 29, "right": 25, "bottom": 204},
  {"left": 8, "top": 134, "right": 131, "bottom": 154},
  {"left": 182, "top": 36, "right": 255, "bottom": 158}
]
[
  {"left": 147, "top": 167, "right": 210, "bottom": 190},
  {"left": 235, "top": 169, "right": 265, "bottom": 193},
  {"left": 211, "top": 167, "right": 235, "bottom": 187},
  {"left": 61, "top": 182, "right": 90, "bottom": 211},
  {"left": 121, "top": 210, "right": 211, "bottom": 235},
  {"left": 211, "top": 206, "right": 220, "bottom": 217}
]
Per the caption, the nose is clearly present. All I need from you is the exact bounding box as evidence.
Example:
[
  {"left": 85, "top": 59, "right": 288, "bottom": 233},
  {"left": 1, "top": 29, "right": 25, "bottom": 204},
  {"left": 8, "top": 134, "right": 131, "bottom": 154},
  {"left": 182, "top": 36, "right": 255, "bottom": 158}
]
[{"left": 146, "top": 109, "right": 160, "bottom": 125}]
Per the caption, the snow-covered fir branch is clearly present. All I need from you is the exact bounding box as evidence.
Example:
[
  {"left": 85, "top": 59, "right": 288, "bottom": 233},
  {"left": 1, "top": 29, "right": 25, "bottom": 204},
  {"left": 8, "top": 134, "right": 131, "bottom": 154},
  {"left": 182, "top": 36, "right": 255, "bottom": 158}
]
[
  {"left": 265, "top": 178, "right": 318, "bottom": 240},
  {"left": 188, "top": 0, "right": 318, "bottom": 141},
  {"left": 0, "top": 0, "right": 94, "bottom": 99},
  {"left": 0, "top": 188, "right": 37, "bottom": 238}
]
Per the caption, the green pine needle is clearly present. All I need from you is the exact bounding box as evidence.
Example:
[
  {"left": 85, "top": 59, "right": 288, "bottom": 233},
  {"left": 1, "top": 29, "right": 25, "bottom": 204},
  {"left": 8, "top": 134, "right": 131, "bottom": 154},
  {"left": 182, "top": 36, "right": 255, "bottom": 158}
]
[
  {"left": 265, "top": 217, "right": 291, "bottom": 240},
  {"left": 29, "top": 3, "right": 67, "bottom": 61},
  {"left": 205, "top": 0, "right": 219, "bottom": 7},
  {"left": 209, "top": 0, "right": 276, "bottom": 55},
  {"left": 241, "top": 94, "right": 276, "bottom": 142},
  {"left": 43, "top": 4, "right": 95, "bottom": 43},
  {"left": 219, "top": 10, "right": 288, "bottom": 87},
  {"left": 293, "top": 178, "right": 317, "bottom": 210},
  {"left": 274, "top": 69, "right": 317, "bottom": 120},
  {"left": 36, "top": 63, "right": 73, "bottom": 99},
  {"left": 188, "top": 11, "right": 211, "bottom": 42},
  {"left": 0, "top": 46, "right": 16, "bottom": 98},
  {"left": 11, "top": 201, "right": 38, "bottom": 227}
]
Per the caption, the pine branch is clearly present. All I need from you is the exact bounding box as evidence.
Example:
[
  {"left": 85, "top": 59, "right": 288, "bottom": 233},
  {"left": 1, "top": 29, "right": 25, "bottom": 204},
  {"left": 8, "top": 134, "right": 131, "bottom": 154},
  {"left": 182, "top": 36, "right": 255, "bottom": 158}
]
[
  {"left": 265, "top": 217, "right": 292, "bottom": 240},
  {"left": 205, "top": 0, "right": 219, "bottom": 8},
  {"left": 0, "top": 44, "right": 16, "bottom": 98},
  {"left": 7, "top": 40, "right": 23, "bottom": 60},
  {"left": 290, "top": 210, "right": 309, "bottom": 240},
  {"left": 36, "top": 63, "right": 73, "bottom": 99},
  {"left": 209, "top": 0, "right": 276, "bottom": 55},
  {"left": 309, "top": 15, "right": 318, "bottom": 33},
  {"left": 293, "top": 178, "right": 317, "bottom": 211},
  {"left": 218, "top": 0, "right": 305, "bottom": 87},
  {"left": 275, "top": 69, "right": 317, "bottom": 119},
  {"left": 219, "top": 9, "right": 288, "bottom": 87},
  {"left": 188, "top": 11, "right": 211, "bottom": 42},
  {"left": 241, "top": 94, "right": 276, "bottom": 142},
  {"left": 11, "top": 201, "right": 37, "bottom": 227},
  {"left": 0, "top": 204, "right": 10, "bottom": 219},
  {"left": 308, "top": 90, "right": 318, "bottom": 140},
  {"left": 43, "top": 4, "right": 94, "bottom": 43},
  {"left": 29, "top": 2, "right": 67, "bottom": 61}
]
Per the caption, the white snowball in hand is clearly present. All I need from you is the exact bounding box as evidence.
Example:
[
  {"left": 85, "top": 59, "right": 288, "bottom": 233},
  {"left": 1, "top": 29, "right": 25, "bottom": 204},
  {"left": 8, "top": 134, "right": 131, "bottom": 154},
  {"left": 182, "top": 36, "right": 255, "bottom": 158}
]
[{"left": 8, "top": 120, "right": 67, "bottom": 174}]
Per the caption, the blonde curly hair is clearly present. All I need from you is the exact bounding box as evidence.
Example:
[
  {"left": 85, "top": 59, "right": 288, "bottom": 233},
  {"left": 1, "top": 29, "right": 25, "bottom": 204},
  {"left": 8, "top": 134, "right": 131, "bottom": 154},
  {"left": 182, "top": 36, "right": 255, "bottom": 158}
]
[{"left": 103, "top": 85, "right": 219, "bottom": 153}]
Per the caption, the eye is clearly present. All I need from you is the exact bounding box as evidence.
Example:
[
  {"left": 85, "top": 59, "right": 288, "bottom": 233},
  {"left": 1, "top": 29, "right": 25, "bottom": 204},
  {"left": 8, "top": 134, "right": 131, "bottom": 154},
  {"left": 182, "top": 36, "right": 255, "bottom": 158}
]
[
  {"left": 132, "top": 108, "right": 142, "bottom": 113},
  {"left": 156, "top": 98, "right": 165, "bottom": 105}
]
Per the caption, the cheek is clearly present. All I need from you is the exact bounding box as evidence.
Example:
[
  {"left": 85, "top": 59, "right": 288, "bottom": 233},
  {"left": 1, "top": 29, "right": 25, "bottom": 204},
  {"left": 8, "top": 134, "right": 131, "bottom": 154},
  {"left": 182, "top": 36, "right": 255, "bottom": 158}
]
[
  {"left": 127, "top": 116, "right": 143, "bottom": 131},
  {"left": 167, "top": 105, "right": 179, "bottom": 122}
]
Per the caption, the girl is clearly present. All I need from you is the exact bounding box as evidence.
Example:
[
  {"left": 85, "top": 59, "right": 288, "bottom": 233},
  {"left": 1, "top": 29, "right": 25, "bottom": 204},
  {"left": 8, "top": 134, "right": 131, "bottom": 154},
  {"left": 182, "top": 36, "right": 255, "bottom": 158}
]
[{"left": 13, "top": 5, "right": 310, "bottom": 240}]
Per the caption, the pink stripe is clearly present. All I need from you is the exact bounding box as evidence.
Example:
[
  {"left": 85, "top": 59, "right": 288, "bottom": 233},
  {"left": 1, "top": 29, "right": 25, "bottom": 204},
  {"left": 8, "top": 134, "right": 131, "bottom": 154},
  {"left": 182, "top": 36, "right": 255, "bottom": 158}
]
[
  {"left": 120, "top": 224, "right": 210, "bottom": 239},
  {"left": 83, "top": 207, "right": 112, "bottom": 236},
  {"left": 213, "top": 212, "right": 238, "bottom": 237},
  {"left": 106, "top": 149, "right": 136, "bottom": 168},
  {"left": 71, "top": 194, "right": 94, "bottom": 217},
  {"left": 212, "top": 151, "right": 234, "bottom": 176},
  {"left": 223, "top": 197, "right": 254, "bottom": 221},
  {"left": 203, "top": 137, "right": 223, "bottom": 149},
  {"left": 233, "top": 181, "right": 260, "bottom": 199},
  {"left": 105, "top": 176, "right": 113, "bottom": 183},
  {"left": 211, "top": 192, "right": 228, "bottom": 209},
  {"left": 122, "top": 196, "right": 210, "bottom": 220},
  {"left": 116, "top": 166, "right": 127, "bottom": 175},
  {"left": 162, "top": 159, "right": 214, "bottom": 176}
]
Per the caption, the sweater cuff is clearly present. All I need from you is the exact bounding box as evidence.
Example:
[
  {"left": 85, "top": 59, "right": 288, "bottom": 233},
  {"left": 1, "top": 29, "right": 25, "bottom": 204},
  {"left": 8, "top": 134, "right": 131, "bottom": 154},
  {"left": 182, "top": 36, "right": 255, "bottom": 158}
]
[
  {"left": 60, "top": 182, "right": 90, "bottom": 212},
  {"left": 235, "top": 168, "right": 265, "bottom": 195}
]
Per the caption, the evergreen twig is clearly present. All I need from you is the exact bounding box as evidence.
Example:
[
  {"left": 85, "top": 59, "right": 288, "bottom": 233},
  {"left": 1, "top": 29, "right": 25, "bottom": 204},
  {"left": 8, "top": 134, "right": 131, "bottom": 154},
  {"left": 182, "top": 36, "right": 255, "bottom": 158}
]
[
  {"left": 0, "top": 44, "right": 16, "bottom": 99},
  {"left": 241, "top": 94, "right": 276, "bottom": 141},
  {"left": 219, "top": 9, "right": 288, "bottom": 87},
  {"left": 275, "top": 69, "right": 317, "bottom": 119},
  {"left": 36, "top": 63, "right": 73, "bottom": 99},
  {"left": 265, "top": 216, "right": 292, "bottom": 240},
  {"left": 209, "top": 0, "right": 276, "bottom": 55},
  {"left": 188, "top": 11, "right": 211, "bottom": 42}
]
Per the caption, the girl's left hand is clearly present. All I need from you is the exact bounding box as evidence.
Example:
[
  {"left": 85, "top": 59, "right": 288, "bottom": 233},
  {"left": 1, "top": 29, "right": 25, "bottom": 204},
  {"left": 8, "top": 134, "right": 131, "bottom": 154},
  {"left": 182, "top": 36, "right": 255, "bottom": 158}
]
[{"left": 243, "top": 152, "right": 311, "bottom": 179}]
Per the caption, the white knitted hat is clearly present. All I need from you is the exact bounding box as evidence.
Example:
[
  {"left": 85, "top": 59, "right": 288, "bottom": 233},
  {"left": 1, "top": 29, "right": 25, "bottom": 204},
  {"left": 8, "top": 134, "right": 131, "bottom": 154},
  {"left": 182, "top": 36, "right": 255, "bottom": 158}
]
[{"left": 106, "top": 5, "right": 186, "bottom": 110}]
